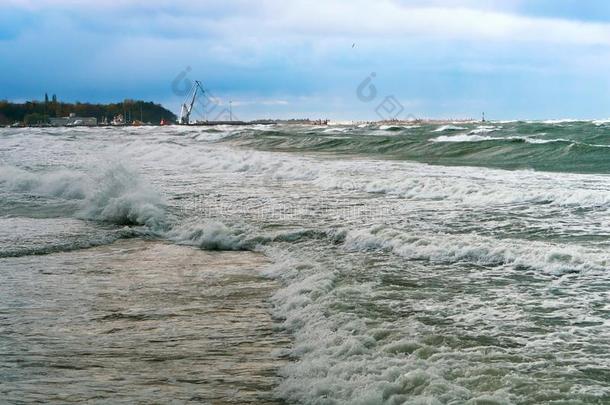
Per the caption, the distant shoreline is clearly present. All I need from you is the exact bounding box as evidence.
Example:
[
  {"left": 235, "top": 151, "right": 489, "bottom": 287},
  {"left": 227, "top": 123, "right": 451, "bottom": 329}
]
[{"left": 5, "top": 118, "right": 485, "bottom": 128}]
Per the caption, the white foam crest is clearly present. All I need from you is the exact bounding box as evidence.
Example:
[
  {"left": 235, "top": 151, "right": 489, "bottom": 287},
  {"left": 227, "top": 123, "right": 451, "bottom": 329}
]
[
  {"left": 145, "top": 140, "right": 610, "bottom": 211},
  {"left": 337, "top": 164, "right": 610, "bottom": 209},
  {"left": 431, "top": 133, "right": 574, "bottom": 145},
  {"left": 0, "top": 166, "right": 88, "bottom": 199},
  {"left": 432, "top": 134, "right": 502, "bottom": 143},
  {"left": 125, "top": 141, "right": 320, "bottom": 181},
  {"left": 261, "top": 247, "right": 499, "bottom": 404},
  {"left": 523, "top": 137, "right": 572, "bottom": 144},
  {"left": 166, "top": 221, "right": 337, "bottom": 252},
  {"left": 379, "top": 125, "right": 402, "bottom": 130},
  {"left": 368, "top": 176, "right": 610, "bottom": 207},
  {"left": 192, "top": 130, "right": 236, "bottom": 142},
  {"left": 432, "top": 125, "right": 466, "bottom": 132},
  {"left": 78, "top": 164, "right": 166, "bottom": 229},
  {"left": 344, "top": 226, "right": 608, "bottom": 274},
  {"left": 323, "top": 127, "right": 349, "bottom": 133},
  {"left": 167, "top": 221, "right": 246, "bottom": 250},
  {"left": 0, "top": 164, "right": 166, "bottom": 229},
  {"left": 540, "top": 119, "right": 578, "bottom": 124},
  {"left": 468, "top": 125, "right": 501, "bottom": 135}
]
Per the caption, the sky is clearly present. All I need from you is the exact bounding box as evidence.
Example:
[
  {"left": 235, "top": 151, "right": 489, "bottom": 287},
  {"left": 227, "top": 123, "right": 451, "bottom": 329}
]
[{"left": 2, "top": 0, "right": 610, "bottom": 120}]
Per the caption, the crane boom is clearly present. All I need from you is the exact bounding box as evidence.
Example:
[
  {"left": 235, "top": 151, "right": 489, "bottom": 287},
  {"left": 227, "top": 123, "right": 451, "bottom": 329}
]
[{"left": 179, "top": 80, "right": 205, "bottom": 125}]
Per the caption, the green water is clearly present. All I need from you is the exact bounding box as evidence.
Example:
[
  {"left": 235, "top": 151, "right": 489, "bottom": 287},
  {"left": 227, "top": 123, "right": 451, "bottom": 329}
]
[{"left": 228, "top": 121, "right": 610, "bottom": 173}]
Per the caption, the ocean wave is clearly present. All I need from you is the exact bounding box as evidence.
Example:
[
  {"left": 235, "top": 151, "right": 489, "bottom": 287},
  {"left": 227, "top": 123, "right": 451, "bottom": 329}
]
[
  {"left": 0, "top": 163, "right": 167, "bottom": 230},
  {"left": 323, "top": 127, "right": 349, "bottom": 134},
  {"left": 430, "top": 134, "right": 575, "bottom": 145},
  {"left": 167, "top": 221, "right": 341, "bottom": 252},
  {"left": 540, "top": 119, "right": 579, "bottom": 124},
  {"left": 344, "top": 226, "right": 607, "bottom": 274},
  {"left": 77, "top": 164, "right": 167, "bottom": 229},
  {"left": 431, "top": 134, "right": 505, "bottom": 143},
  {"left": 358, "top": 172, "right": 610, "bottom": 209},
  {"left": 379, "top": 124, "right": 412, "bottom": 131},
  {"left": 128, "top": 141, "right": 320, "bottom": 181},
  {"left": 468, "top": 125, "right": 501, "bottom": 135},
  {"left": 261, "top": 243, "right": 519, "bottom": 404},
  {"left": 167, "top": 221, "right": 246, "bottom": 251},
  {"left": 523, "top": 137, "right": 574, "bottom": 144},
  {"left": 0, "top": 166, "right": 88, "bottom": 199},
  {"left": 0, "top": 227, "right": 140, "bottom": 258},
  {"left": 429, "top": 134, "right": 610, "bottom": 152},
  {"left": 432, "top": 125, "right": 467, "bottom": 132}
]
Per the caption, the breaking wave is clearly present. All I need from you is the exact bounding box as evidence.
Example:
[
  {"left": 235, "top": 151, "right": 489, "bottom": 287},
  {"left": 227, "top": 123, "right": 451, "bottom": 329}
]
[
  {"left": 220, "top": 120, "right": 610, "bottom": 174},
  {"left": 0, "top": 228, "right": 140, "bottom": 258},
  {"left": 167, "top": 221, "right": 341, "bottom": 252},
  {"left": 0, "top": 163, "right": 167, "bottom": 230},
  {"left": 432, "top": 125, "right": 467, "bottom": 132},
  {"left": 77, "top": 164, "right": 166, "bottom": 229},
  {"left": 343, "top": 226, "right": 607, "bottom": 275}
]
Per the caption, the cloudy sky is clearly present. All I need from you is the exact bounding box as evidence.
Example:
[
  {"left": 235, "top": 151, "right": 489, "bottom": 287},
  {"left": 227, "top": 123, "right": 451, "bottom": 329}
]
[{"left": 2, "top": 0, "right": 610, "bottom": 120}]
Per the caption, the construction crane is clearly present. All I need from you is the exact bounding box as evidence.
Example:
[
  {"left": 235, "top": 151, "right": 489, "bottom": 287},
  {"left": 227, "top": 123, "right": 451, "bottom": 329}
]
[{"left": 179, "top": 80, "right": 205, "bottom": 125}]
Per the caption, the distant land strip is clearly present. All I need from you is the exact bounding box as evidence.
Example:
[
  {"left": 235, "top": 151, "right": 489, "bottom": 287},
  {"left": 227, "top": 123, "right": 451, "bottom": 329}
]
[{"left": 0, "top": 98, "right": 177, "bottom": 126}]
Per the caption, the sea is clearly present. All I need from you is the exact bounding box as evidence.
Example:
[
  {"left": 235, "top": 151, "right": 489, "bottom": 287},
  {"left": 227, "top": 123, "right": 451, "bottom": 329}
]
[{"left": 1, "top": 121, "right": 610, "bottom": 404}]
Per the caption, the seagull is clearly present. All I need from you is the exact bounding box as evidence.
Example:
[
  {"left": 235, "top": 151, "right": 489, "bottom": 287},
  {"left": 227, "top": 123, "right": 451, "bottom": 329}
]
[{"left": 352, "top": 43, "right": 356, "bottom": 48}]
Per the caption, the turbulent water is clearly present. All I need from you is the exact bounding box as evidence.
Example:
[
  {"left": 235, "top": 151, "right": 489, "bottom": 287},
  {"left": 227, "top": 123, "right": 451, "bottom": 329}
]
[{"left": 2, "top": 121, "right": 610, "bottom": 404}]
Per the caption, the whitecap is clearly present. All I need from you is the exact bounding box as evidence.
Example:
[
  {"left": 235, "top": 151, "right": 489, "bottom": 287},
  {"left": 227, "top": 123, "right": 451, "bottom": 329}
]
[{"left": 432, "top": 125, "right": 467, "bottom": 132}]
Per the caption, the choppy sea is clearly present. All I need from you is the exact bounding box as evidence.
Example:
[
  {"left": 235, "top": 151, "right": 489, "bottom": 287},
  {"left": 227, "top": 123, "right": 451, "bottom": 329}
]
[{"left": 2, "top": 121, "right": 610, "bottom": 404}]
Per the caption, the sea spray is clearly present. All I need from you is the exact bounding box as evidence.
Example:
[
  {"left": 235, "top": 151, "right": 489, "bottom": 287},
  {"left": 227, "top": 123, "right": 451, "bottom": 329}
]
[
  {"left": 167, "top": 221, "right": 246, "bottom": 250},
  {"left": 78, "top": 163, "right": 167, "bottom": 230},
  {"left": 0, "top": 163, "right": 167, "bottom": 230},
  {"left": 0, "top": 165, "right": 88, "bottom": 199}
]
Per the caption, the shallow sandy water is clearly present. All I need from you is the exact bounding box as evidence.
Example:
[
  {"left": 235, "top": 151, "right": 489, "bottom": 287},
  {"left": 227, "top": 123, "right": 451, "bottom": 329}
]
[{"left": 0, "top": 239, "right": 290, "bottom": 404}]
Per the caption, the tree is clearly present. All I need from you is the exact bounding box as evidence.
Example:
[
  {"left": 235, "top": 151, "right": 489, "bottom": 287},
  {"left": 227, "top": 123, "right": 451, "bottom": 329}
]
[
  {"left": 0, "top": 99, "right": 176, "bottom": 125},
  {"left": 24, "top": 113, "right": 47, "bottom": 125}
]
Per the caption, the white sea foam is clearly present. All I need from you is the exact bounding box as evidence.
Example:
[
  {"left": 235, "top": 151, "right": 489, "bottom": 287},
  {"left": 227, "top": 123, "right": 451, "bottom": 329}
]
[
  {"left": 78, "top": 164, "right": 166, "bottom": 229},
  {"left": 344, "top": 226, "right": 607, "bottom": 274},
  {"left": 367, "top": 172, "right": 610, "bottom": 208},
  {"left": 167, "top": 221, "right": 246, "bottom": 250},
  {"left": 523, "top": 137, "right": 572, "bottom": 144},
  {"left": 378, "top": 125, "right": 400, "bottom": 130},
  {"left": 260, "top": 239, "right": 546, "bottom": 404},
  {"left": 431, "top": 133, "right": 574, "bottom": 145},
  {"left": 431, "top": 133, "right": 610, "bottom": 149},
  {"left": 540, "top": 119, "right": 579, "bottom": 124},
  {"left": 115, "top": 134, "right": 610, "bottom": 215},
  {"left": 432, "top": 125, "right": 467, "bottom": 132},
  {"left": 468, "top": 125, "right": 501, "bottom": 134},
  {"left": 323, "top": 127, "right": 349, "bottom": 134},
  {"left": 0, "top": 165, "right": 88, "bottom": 199},
  {"left": 432, "top": 134, "right": 502, "bottom": 143},
  {"left": 0, "top": 163, "right": 167, "bottom": 229},
  {"left": 126, "top": 141, "right": 320, "bottom": 182},
  {"left": 256, "top": 221, "right": 610, "bottom": 403},
  {"left": 312, "top": 158, "right": 610, "bottom": 212}
]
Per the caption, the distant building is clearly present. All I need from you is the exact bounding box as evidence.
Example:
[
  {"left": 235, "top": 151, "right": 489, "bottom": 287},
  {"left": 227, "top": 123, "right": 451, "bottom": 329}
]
[
  {"left": 49, "top": 113, "right": 97, "bottom": 127},
  {"left": 111, "top": 114, "right": 125, "bottom": 125}
]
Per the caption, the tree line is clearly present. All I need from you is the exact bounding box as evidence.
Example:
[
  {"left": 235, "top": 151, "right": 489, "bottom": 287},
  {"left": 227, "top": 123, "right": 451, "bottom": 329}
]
[{"left": 0, "top": 96, "right": 177, "bottom": 125}]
